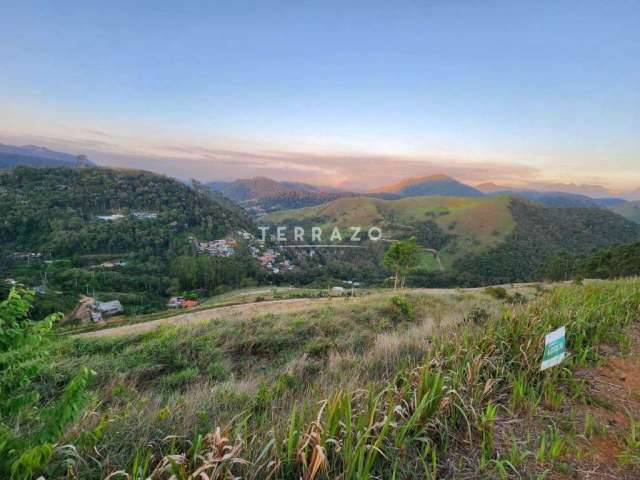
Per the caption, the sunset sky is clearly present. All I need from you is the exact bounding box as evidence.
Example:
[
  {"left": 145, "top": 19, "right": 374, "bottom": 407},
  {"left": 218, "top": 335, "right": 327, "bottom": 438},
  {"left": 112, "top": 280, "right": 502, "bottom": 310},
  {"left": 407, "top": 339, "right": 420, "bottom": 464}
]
[{"left": 1, "top": 0, "right": 638, "bottom": 192}]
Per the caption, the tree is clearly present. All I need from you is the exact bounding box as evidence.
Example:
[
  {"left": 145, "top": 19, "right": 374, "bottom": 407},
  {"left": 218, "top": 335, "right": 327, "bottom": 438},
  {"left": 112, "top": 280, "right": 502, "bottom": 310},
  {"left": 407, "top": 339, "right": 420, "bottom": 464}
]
[
  {"left": 383, "top": 237, "right": 421, "bottom": 288},
  {"left": 0, "top": 287, "right": 93, "bottom": 479}
]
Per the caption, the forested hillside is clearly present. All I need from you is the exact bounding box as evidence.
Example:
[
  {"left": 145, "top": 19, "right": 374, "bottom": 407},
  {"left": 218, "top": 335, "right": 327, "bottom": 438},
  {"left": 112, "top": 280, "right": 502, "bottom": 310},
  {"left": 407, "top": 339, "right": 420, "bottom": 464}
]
[
  {"left": 451, "top": 199, "right": 640, "bottom": 284},
  {"left": 0, "top": 167, "right": 260, "bottom": 315},
  {"left": 539, "top": 241, "right": 640, "bottom": 280},
  {"left": 208, "top": 177, "right": 357, "bottom": 212},
  {"left": 265, "top": 196, "right": 640, "bottom": 287},
  {"left": 612, "top": 200, "right": 640, "bottom": 224}
]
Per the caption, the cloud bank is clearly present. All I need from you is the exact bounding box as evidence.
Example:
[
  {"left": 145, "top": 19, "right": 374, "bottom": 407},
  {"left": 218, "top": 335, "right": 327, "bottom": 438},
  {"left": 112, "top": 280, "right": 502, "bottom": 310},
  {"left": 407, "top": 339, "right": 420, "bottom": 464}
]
[{"left": 0, "top": 129, "right": 636, "bottom": 196}]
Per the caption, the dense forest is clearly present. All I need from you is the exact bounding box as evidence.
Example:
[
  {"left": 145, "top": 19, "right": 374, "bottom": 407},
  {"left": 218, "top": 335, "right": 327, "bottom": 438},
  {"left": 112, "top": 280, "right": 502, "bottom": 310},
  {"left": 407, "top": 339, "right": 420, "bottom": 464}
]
[
  {"left": 538, "top": 241, "right": 640, "bottom": 281},
  {"left": 0, "top": 167, "right": 260, "bottom": 316},
  {"left": 448, "top": 199, "right": 640, "bottom": 285}
]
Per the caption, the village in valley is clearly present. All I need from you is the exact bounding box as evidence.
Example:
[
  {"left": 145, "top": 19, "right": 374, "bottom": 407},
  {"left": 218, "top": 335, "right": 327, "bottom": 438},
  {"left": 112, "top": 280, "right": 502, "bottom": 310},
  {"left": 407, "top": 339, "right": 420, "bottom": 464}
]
[
  {"left": 6, "top": 209, "right": 299, "bottom": 324},
  {"left": 193, "top": 228, "right": 296, "bottom": 275}
]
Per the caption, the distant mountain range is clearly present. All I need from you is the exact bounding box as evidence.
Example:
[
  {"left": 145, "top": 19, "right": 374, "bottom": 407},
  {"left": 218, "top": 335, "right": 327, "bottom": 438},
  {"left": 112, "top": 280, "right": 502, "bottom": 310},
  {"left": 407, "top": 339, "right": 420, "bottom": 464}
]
[
  {"left": 209, "top": 174, "right": 640, "bottom": 224},
  {"left": 207, "top": 177, "right": 345, "bottom": 201},
  {"left": 207, "top": 177, "right": 357, "bottom": 211},
  {"left": 369, "top": 174, "right": 631, "bottom": 209},
  {"left": 0, "top": 143, "right": 95, "bottom": 169},
  {"left": 485, "top": 190, "right": 626, "bottom": 208}
]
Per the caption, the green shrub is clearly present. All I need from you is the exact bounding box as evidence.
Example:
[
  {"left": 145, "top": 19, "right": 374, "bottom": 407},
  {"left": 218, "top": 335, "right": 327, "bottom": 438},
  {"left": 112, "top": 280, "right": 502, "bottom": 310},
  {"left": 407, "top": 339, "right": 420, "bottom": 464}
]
[
  {"left": 506, "top": 292, "right": 528, "bottom": 305},
  {"left": 485, "top": 286, "right": 508, "bottom": 300},
  {"left": 0, "top": 288, "right": 93, "bottom": 479},
  {"left": 389, "top": 295, "right": 414, "bottom": 321},
  {"left": 464, "top": 306, "right": 490, "bottom": 324}
]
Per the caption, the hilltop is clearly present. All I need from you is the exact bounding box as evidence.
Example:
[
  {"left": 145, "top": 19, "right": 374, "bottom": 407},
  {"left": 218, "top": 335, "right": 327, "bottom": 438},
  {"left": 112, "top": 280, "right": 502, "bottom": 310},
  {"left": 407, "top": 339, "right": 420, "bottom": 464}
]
[
  {"left": 208, "top": 176, "right": 357, "bottom": 212},
  {"left": 0, "top": 142, "right": 95, "bottom": 169},
  {"left": 371, "top": 174, "right": 485, "bottom": 197},
  {"left": 208, "top": 176, "right": 348, "bottom": 201}
]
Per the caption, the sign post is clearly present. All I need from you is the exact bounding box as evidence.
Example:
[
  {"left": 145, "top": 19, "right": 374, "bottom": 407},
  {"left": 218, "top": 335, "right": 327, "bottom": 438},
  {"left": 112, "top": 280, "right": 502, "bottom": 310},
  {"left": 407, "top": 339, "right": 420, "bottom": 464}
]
[{"left": 541, "top": 326, "right": 566, "bottom": 371}]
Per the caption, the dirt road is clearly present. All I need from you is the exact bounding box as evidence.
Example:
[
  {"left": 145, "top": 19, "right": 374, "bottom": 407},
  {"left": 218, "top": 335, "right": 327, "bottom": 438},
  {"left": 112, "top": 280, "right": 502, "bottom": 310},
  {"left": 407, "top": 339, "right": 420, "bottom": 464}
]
[
  {"left": 74, "top": 282, "right": 543, "bottom": 339},
  {"left": 74, "top": 297, "right": 331, "bottom": 339}
]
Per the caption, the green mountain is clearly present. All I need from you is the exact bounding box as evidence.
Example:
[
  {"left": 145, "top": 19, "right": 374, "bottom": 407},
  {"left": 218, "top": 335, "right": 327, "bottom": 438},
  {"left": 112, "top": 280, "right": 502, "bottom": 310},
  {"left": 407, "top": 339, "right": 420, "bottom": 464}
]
[
  {"left": 264, "top": 195, "right": 640, "bottom": 285},
  {"left": 371, "top": 174, "right": 484, "bottom": 197},
  {"left": 454, "top": 199, "right": 640, "bottom": 284},
  {"left": 0, "top": 143, "right": 96, "bottom": 169},
  {"left": 0, "top": 167, "right": 258, "bottom": 315},
  {"left": 208, "top": 176, "right": 356, "bottom": 212}
]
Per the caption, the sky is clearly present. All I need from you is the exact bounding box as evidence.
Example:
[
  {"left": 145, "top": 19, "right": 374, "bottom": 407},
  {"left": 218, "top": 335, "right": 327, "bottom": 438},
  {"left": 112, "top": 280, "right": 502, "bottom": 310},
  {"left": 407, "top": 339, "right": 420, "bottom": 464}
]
[{"left": 0, "top": 0, "right": 639, "bottom": 192}]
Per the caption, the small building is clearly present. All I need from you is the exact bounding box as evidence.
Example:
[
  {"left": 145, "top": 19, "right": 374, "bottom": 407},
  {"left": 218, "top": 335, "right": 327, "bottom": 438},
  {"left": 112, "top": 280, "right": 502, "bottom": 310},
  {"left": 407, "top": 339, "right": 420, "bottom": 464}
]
[
  {"left": 168, "top": 297, "right": 198, "bottom": 308},
  {"left": 168, "top": 296, "right": 185, "bottom": 308},
  {"left": 133, "top": 211, "right": 158, "bottom": 220},
  {"left": 98, "top": 260, "right": 127, "bottom": 269},
  {"left": 95, "top": 300, "right": 123, "bottom": 316},
  {"left": 96, "top": 214, "right": 124, "bottom": 221},
  {"left": 331, "top": 286, "right": 346, "bottom": 296}
]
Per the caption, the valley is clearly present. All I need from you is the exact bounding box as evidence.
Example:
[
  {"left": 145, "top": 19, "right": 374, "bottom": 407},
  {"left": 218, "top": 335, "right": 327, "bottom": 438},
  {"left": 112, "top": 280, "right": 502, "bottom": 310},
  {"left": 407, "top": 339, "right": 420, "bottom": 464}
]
[
  {"left": 2, "top": 164, "right": 640, "bottom": 321},
  {"left": 2, "top": 163, "right": 640, "bottom": 480},
  {"left": 3, "top": 5, "right": 639, "bottom": 479}
]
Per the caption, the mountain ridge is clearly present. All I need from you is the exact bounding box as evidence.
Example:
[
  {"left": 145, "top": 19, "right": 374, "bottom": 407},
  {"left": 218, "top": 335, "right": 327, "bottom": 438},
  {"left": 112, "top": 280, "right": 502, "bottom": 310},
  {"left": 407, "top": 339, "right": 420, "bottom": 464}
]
[
  {"left": 0, "top": 143, "right": 96, "bottom": 169},
  {"left": 371, "top": 175, "right": 485, "bottom": 197}
]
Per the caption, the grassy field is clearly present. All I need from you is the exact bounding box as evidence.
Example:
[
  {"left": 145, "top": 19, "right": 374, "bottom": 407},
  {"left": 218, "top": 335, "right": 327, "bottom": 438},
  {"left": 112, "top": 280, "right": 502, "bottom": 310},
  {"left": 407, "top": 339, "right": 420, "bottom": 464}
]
[
  {"left": 62, "top": 287, "right": 327, "bottom": 335},
  {"left": 264, "top": 195, "right": 515, "bottom": 270},
  {"left": 23, "top": 279, "right": 640, "bottom": 478}
]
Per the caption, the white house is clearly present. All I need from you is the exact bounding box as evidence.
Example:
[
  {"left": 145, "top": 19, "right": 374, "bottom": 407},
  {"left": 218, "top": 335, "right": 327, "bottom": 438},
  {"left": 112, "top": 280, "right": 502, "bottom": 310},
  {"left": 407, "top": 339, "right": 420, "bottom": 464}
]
[
  {"left": 96, "top": 214, "right": 125, "bottom": 221},
  {"left": 95, "top": 300, "right": 123, "bottom": 315},
  {"left": 133, "top": 211, "right": 158, "bottom": 220}
]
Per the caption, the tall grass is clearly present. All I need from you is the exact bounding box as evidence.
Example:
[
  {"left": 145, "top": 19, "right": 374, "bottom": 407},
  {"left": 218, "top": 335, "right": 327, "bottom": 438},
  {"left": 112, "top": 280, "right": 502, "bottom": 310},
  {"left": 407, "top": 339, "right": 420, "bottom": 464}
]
[{"left": 55, "top": 280, "right": 640, "bottom": 478}]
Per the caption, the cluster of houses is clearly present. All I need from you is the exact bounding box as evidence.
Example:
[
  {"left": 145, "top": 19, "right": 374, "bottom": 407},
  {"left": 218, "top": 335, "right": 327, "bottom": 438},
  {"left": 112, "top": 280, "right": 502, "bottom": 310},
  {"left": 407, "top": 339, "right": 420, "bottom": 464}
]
[
  {"left": 196, "top": 238, "right": 237, "bottom": 257},
  {"left": 254, "top": 248, "right": 294, "bottom": 274},
  {"left": 167, "top": 296, "right": 199, "bottom": 308},
  {"left": 191, "top": 229, "right": 295, "bottom": 273}
]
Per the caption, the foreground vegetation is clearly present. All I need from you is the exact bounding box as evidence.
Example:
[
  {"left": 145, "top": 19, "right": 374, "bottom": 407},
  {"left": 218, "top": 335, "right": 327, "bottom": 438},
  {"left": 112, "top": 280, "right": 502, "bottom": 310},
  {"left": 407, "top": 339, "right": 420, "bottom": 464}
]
[{"left": 4, "top": 279, "right": 640, "bottom": 478}]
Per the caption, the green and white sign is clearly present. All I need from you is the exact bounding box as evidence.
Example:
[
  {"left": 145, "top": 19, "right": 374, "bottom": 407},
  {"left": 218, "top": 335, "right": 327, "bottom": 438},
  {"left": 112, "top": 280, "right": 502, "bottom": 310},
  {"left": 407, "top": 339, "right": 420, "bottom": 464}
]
[{"left": 541, "top": 326, "right": 566, "bottom": 371}]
